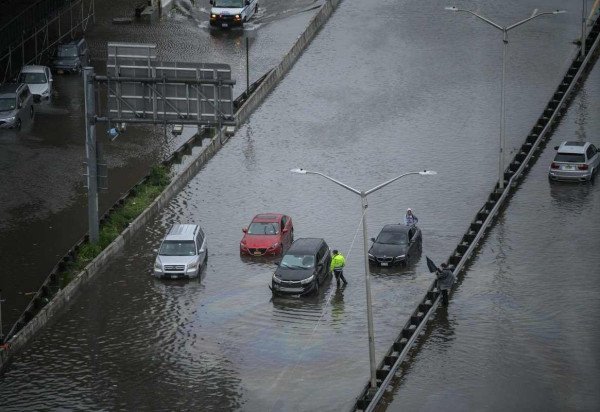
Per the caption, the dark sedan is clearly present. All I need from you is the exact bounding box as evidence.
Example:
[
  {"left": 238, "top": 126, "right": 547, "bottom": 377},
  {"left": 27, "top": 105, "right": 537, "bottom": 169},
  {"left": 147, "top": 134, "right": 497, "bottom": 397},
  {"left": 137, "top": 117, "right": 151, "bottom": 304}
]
[{"left": 368, "top": 224, "right": 421, "bottom": 267}]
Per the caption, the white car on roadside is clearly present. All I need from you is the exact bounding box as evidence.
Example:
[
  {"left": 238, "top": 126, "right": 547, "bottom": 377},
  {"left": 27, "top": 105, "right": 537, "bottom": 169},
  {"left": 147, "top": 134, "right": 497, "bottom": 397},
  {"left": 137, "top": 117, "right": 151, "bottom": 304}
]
[
  {"left": 18, "top": 65, "right": 53, "bottom": 102},
  {"left": 209, "top": 0, "right": 258, "bottom": 28}
]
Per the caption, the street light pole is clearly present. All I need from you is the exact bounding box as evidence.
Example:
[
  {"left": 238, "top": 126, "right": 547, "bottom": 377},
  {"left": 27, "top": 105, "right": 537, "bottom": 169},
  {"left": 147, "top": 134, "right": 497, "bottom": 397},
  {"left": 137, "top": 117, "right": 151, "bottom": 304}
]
[
  {"left": 445, "top": 6, "right": 564, "bottom": 190},
  {"left": 291, "top": 168, "right": 436, "bottom": 393},
  {"left": 0, "top": 289, "right": 4, "bottom": 344}
]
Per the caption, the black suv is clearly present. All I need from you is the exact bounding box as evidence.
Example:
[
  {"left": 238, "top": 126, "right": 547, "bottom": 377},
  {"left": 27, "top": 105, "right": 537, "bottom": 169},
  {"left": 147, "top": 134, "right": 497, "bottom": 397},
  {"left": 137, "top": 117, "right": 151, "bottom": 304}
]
[{"left": 271, "top": 238, "right": 331, "bottom": 296}]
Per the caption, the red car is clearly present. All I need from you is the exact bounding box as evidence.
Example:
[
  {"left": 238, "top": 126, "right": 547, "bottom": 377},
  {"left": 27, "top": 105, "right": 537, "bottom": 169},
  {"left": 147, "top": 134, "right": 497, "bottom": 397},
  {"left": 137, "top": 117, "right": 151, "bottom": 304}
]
[{"left": 240, "top": 213, "right": 294, "bottom": 256}]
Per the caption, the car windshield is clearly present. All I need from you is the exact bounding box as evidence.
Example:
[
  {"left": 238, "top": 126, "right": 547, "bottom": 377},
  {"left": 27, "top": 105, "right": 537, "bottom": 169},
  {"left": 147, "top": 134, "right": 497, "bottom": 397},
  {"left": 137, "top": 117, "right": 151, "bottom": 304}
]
[
  {"left": 159, "top": 240, "right": 196, "bottom": 256},
  {"left": 376, "top": 231, "right": 408, "bottom": 245},
  {"left": 18, "top": 72, "right": 47, "bottom": 84},
  {"left": 554, "top": 153, "right": 585, "bottom": 163},
  {"left": 58, "top": 45, "right": 78, "bottom": 57},
  {"left": 0, "top": 97, "right": 16, "bottom": 111},
  {"left": 213, "top": 0, "right": 244, "bottom": 7},
  {"left": 248, "top": 222, "right": 279, "bottom": 235},
  {"left": 280, "top": 254, "right": 315, "bottom": 269}
]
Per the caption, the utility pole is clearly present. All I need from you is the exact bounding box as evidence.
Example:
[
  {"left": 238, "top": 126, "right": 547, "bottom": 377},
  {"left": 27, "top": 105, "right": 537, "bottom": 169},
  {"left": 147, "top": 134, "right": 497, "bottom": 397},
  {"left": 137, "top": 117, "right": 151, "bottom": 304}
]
[
  {"left": 84, "top": 67, "right": 100, "bottom": 243},
  {"left": 246, "top": 37, "right": 250, "bottom": 96},
  {"left": 0, "top": 289, "right": 5, "bottom": 344}
]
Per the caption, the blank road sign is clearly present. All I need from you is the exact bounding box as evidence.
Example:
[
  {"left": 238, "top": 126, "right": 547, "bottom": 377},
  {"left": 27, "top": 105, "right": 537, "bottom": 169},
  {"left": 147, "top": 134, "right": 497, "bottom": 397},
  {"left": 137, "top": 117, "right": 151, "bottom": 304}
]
[{"left": 106, "top": 43, "right": 234, "bottom": 124}]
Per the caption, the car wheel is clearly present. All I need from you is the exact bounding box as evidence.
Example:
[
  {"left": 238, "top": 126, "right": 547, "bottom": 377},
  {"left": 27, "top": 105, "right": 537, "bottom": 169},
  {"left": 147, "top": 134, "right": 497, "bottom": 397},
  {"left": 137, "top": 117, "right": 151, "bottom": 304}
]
[
  {"left": 15, "top": 118, "right": 22, "bottom": 130},
  {"left": 29, "top": 106, "right": 34, "bottom": 119},
  {"left": 313, "top": 279, "right": 319, "bottom": 295},
  {"left": 255, "top": 4, "right": 258, "bottom": 13}
]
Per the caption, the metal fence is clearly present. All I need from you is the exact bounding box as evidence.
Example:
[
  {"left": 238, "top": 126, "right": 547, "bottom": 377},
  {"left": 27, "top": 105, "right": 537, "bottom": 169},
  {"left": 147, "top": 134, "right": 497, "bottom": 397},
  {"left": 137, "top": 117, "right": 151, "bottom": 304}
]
[{"left": 0, "top": 0, "right": 94, "bottom": 83}]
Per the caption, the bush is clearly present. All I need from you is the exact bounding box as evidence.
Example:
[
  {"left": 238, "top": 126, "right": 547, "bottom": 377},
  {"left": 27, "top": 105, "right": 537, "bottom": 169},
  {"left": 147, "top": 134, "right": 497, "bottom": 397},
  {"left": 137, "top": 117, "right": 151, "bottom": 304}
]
[{"left": 57, "top": 165, "right": 171, "bottom": 287}]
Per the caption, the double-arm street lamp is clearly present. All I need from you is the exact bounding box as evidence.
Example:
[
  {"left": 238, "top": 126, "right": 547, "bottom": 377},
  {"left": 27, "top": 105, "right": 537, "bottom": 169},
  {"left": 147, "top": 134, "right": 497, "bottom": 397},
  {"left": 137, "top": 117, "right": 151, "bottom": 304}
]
[
  {"left": 445, "top": 6, "right": 565, "bottom": 189},
  {"left": 291, "top": 168, "right": 437, "bottom": 393}
]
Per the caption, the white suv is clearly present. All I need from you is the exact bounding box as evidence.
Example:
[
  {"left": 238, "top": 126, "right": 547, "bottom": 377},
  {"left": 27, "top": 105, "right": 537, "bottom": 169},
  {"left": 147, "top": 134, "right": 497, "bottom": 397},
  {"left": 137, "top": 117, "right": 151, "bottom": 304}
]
[
  {"left": 18, "top": 65, "right": 53, "bottom": 102},
  {"left": 549, "top": 141, "right": 599, "bottom": 182},
  {"left": 153, "top": 224, "right": 207, "bottom": 279}
]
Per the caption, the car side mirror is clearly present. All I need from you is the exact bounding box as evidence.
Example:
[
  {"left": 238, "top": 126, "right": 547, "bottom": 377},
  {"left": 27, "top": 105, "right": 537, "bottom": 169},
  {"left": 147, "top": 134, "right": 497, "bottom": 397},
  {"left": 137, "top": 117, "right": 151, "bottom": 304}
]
[
  {"left": 242, "top": 227, "right": 248, "bottom": 233},
  {"left": 245, "top": 0, "right": 250, "bottom": 5},
  {"left": 209, "top": 0, "right": 213, "bottom": 4},
  {"left": 553, "top": 146, "right": 559, "bottom": 150},
  {"left": 370, "top": 237, "right": 375, "bottom": 242}
]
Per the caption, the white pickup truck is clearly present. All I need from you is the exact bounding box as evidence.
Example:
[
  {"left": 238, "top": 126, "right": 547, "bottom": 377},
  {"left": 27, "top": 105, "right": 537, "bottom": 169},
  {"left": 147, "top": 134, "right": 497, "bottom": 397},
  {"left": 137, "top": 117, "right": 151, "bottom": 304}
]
[{"left": 209, "top": 0, "right": 259, "bottom": 28}]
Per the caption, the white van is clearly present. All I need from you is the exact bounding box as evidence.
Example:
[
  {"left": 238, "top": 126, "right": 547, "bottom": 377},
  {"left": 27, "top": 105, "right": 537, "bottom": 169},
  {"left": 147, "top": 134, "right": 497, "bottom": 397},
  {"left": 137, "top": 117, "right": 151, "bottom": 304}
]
[
  {"left": 153, "top": 224, "right": 207, "bottom": 279},
  {"left": 209, "top": 0, "right": 258, "bottom": 28}
]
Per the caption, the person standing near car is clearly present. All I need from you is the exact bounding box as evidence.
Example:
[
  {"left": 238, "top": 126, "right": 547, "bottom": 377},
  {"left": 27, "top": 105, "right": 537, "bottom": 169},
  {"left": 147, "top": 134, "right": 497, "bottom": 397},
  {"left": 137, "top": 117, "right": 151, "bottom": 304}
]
[
  {"left": 436, "top": 263, "right": 455, "bottom": 306},
  {"left": 330, "top": 250, "right": 348, "bottom": 286},
  {"left": 404, "top": 208, "right": 419, "bottom": 226}
]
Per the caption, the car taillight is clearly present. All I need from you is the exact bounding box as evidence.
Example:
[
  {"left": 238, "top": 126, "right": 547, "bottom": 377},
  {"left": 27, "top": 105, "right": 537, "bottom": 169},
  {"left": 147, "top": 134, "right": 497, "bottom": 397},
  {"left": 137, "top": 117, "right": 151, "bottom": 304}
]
[
  {"left": 578, "top": 164, "right": 589, "bottom": 170},
  {"left": 551, "top": 163, "right": 559, "bottom": 169}
]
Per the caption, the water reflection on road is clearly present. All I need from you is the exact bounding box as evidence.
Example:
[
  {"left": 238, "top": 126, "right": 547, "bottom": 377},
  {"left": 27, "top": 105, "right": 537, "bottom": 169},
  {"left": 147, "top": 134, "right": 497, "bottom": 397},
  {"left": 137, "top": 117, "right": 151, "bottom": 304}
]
[{"left": 0, "top": 0, "right": 597, "bottom": 410}]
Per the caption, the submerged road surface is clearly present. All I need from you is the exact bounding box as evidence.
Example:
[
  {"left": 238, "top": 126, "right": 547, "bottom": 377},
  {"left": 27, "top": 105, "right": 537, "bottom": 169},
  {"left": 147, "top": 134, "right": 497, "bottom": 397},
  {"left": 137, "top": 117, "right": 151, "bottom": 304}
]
[
  {"left": 0, "top": 0, "right": 597, "bottom": 410},
  {"left": 383, "top": 54, "right": 600, "bottom": 411},
  {"left": 0, "top": 0, "right": 319, "bottom": 329}
]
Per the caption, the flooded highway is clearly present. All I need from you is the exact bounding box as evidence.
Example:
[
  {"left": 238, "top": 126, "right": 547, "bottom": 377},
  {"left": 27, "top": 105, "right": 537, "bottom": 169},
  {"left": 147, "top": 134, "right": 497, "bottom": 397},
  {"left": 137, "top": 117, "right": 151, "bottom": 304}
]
[
  {"left": 0, "top": 0, "right": 598, "bottom": 410},
  {"left": 0, "top": 0, "right": 319, "bottom": 328},
  {"left": 384, "top": 55, "right": 600, "bottom": 411}
]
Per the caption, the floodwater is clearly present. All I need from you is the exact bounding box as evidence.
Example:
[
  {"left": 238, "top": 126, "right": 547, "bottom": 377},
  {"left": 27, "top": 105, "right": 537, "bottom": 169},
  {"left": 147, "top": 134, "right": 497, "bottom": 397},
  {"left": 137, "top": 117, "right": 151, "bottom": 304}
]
[
  {"left": 383, "top": 50, "right": 600, "bottom": 412},
  {"left": 0, "top": 0, "right": 319, "bottom": 329},
  {"left": 0, "top": 0, "right": 598, "bottom": 410}
]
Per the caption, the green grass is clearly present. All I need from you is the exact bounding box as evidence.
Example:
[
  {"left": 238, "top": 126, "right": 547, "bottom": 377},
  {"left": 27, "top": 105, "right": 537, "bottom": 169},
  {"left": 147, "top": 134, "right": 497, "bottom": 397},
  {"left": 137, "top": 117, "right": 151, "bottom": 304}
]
[{"left": 59, "top": 165, "right": 170, "bottom": 286}]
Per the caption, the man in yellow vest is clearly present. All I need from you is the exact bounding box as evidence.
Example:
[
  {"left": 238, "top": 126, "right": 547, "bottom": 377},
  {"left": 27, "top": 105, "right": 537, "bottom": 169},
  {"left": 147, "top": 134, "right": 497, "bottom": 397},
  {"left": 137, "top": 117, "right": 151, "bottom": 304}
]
[{"left": 330, "top": 250, "right": 348, "bottom": 286}]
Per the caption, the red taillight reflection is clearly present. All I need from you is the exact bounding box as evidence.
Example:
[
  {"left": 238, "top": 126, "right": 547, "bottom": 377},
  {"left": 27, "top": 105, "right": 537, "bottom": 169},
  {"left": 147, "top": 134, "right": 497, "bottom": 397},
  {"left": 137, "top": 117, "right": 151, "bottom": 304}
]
[
  {"left": 551, "top": 163, "right": 559, "bottom": 169},
  {"left": 578, "top": 164, "right": 589, "bottom": 170}
]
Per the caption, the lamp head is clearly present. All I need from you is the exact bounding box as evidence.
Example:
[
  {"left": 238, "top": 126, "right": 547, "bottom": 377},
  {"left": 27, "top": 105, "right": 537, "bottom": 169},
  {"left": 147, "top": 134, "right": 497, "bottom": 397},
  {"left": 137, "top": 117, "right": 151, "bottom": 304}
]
[
  {"left": 290, "top": 168, "right": 307, "bottom": 174},
  {"left": 445, "top": 6, "right": 458, "bottom": 12},
  {"left": 419, "top": 170, "right": 437, "bottom": 175},
  {"left": 108, "top": 127, "right": 119, "bottom": 141}
]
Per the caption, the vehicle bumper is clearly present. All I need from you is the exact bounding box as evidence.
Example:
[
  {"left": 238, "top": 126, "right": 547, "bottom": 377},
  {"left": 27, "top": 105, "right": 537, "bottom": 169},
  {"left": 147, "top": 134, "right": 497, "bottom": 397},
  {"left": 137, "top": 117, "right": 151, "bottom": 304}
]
[
  {"left": 0, "top": 118, "right": 17, "bottom": 128},
  {"left": 240, "top": 245, "right": 281, "bottom": 256},
  {"left": 368, "top": 256, "right": 404, "bottom": 267},
  {"left": 153, "top": 269, "right": 198, "bottom": 279},
  {"left": 548, "top": 170, "right": 592, "bottom": 182},
  {"left": 210, "top": 17, "right": 243, "bottom": 27},
  {"left": 52, "top": 65, "right": 79, "bottom": 73},
  {"left": 33, "top": 94, "right": 50, "bottom": 103},
  {"left": 271, "top": 280, "right": 315, "bottom": 296}
]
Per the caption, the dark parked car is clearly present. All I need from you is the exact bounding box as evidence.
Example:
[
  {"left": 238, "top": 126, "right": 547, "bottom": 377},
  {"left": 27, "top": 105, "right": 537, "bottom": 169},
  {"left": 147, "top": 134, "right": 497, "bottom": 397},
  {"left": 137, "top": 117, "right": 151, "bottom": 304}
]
[
  {"left": 271, "top": 238, "right": 331, "bottom": 296},
  {"left": 368, "top": 224, "right": 421, "bottom": 267},
  {"left": 51, "top": 38, "right": 89, "bottom": 73}
]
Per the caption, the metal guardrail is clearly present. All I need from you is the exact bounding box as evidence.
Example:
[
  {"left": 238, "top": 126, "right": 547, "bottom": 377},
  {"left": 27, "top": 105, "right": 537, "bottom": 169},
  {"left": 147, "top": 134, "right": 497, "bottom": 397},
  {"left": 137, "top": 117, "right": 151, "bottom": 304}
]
[{"left": 354, "top": 14, "right": 600, "bottom": 412}]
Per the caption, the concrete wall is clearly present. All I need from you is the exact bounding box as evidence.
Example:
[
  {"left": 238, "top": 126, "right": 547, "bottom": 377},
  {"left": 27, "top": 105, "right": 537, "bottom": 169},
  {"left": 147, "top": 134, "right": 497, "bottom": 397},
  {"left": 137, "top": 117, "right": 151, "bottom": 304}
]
[{"left": 0, "top": 0, "right": 342, "bottom": 373}]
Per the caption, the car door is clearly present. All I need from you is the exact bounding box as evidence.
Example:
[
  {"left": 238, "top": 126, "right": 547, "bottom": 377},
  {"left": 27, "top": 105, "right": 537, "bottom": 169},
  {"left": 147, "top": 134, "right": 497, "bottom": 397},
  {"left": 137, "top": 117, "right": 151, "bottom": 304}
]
[
  {"left": 196, "top": 229, "right": 207, "bottom": 264},
  {"left": 588, "top": 145, "right": 600, "bottom": 169},
  {"left": 408, "top": 227, "right": 417, "bottom": 254},
  {"left": 45, "top": 67, "right": 53, "bottom": 94},
  {"left": 281, "top": 216, "right": 291, "bottom": 248},
  {"left": 315, "top": 245, "right": 327, "bottom": 282}
]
